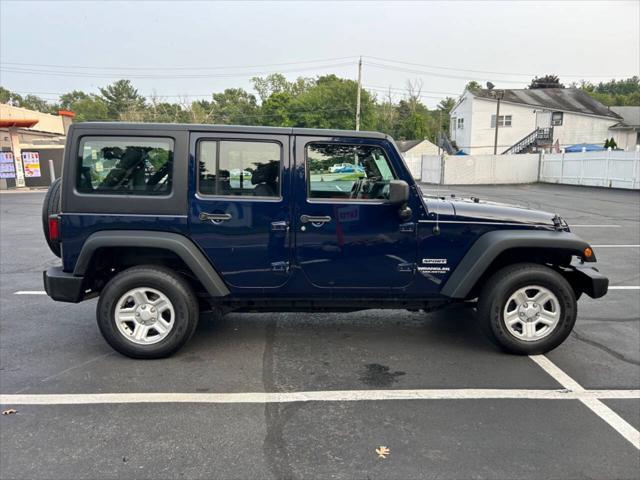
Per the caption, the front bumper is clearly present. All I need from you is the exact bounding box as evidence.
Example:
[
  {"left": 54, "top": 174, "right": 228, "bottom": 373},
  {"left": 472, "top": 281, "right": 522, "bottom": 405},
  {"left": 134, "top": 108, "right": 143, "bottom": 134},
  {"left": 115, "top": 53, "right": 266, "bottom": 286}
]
[
  {"left": 43, "top": 266, "right": 86, "bottom": 303},
  {"left": 567, "top": 263, "right": 609, "bottom": 299}
]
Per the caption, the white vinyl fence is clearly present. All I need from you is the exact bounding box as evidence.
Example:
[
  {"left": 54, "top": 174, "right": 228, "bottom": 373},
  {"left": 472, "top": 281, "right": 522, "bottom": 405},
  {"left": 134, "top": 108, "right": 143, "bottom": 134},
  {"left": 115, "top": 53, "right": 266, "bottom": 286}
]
[
  {"left": 402, "top": 155, "right": 423, "bottom": 181},
  {"left": 415, "top": 149, "right": 639, "bottom": 189},
  {"left": 540, "top": 150, "right": 640, "bottom": 189},
  {"left": 420, "top": 154, "right": 539, "bottom": 185}
]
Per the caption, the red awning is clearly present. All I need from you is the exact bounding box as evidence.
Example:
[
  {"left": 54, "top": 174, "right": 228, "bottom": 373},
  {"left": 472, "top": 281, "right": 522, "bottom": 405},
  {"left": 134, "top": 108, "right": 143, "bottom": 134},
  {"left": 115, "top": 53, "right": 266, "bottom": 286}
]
[{"left": 0, "top": 119, "right": 40, "bottom": 128}]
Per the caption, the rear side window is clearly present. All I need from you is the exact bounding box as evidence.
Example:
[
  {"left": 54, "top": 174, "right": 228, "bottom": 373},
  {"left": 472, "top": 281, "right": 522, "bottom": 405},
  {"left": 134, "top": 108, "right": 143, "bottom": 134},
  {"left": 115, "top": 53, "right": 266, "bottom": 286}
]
[
  {"left": 198, "top": 140, "right": 281, "bottom": 197},
  {"left": 77, "top": 137, "right": 174, "bottom": 195}
]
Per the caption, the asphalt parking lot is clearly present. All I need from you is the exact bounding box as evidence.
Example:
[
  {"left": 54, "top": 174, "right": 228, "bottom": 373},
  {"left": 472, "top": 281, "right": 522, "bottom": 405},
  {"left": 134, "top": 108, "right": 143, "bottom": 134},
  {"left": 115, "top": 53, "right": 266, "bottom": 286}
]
[{"left": 1, "top": 183, "right": 638, "bottom": 479}]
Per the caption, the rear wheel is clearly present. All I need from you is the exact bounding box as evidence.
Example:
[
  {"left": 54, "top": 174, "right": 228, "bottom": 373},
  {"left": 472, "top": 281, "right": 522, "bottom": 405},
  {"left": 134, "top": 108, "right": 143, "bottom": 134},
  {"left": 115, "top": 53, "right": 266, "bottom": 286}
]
[
  {"left": 477, "top": 263, "right": 576, "bottom": 354},
  {"left": 42, "top": 177, "right": 62, "bottom": 257},
  {"left": 97, "top": 265, "right": 199, "bottom": 359}
]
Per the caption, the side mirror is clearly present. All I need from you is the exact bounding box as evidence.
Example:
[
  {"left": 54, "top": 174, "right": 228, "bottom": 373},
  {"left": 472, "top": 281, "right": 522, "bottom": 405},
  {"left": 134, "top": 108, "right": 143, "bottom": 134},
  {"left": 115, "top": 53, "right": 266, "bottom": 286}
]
[{"left": 388, "top": 180, "right": 410, "bottom": 205}]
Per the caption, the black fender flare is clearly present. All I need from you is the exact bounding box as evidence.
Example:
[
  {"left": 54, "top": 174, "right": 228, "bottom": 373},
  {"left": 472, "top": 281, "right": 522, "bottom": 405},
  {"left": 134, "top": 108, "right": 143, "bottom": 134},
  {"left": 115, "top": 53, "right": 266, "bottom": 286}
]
[
  {"left": 440, "top": 229, "right": 592, "bottom": 299},
  {"left": 74, "top": 230, "right": 230, "bottom": 297}
]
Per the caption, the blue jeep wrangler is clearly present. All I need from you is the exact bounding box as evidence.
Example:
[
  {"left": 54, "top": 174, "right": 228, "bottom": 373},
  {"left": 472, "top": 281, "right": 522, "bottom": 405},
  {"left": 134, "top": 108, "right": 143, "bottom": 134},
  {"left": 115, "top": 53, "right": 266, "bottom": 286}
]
[{"left": 42, "top": 123, "right": 608, "bottom": 358}]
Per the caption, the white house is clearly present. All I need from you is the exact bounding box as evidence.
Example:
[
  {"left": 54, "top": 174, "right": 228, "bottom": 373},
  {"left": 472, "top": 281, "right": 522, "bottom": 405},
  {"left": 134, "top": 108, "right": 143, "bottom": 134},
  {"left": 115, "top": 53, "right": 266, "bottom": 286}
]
[
  {"left": 396, "top": 139, "right": 439, "bottom": 179},
  {"left": 609, "top": 106, "right": 640, "bottom": 151},
  {"left": 449, "top": 88, "right": 623, "bottom": 154}
]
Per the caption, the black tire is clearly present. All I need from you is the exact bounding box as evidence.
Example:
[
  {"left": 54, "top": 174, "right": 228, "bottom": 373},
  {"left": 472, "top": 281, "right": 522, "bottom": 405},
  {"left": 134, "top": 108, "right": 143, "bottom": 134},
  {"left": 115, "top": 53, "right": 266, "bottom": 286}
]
[
  {"left": 42, "top": 177, "right": 62, "bottom": 257},
  {"left": 97, "top": 265, "right": 199, "bottom": 359},
  {"left": 477, "top": 263, "right": 577, "bottom": 355}
]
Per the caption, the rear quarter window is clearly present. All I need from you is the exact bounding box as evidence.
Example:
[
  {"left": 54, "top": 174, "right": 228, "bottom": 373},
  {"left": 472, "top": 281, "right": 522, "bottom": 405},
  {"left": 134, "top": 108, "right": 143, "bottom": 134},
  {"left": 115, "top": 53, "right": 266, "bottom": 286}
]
[{"left": 77, "top": 136, "right": 174, "bottom": 195}]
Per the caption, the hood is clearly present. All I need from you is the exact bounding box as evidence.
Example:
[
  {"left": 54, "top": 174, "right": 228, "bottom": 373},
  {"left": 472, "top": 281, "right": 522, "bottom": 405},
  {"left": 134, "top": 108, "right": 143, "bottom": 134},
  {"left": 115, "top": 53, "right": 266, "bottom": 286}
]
[{"left": 423, "top": 195, "right": 563, "bottom": 227}]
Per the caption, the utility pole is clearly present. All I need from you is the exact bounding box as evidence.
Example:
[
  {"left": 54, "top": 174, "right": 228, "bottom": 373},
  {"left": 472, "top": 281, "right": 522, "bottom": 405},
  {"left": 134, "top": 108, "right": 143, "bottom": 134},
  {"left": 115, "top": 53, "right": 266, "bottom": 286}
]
[
  {"left": 355, "top": 56, "right": 362, "bottom": 131},
  {"left": 493, "top": 90, "right": 504, "bottom": 155}
]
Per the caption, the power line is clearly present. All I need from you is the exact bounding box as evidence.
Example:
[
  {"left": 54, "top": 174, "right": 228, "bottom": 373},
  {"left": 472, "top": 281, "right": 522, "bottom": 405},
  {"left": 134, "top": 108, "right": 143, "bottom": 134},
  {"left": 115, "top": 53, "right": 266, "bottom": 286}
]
[
  {"left": 0, "top": 56, "right": 358, "bottom": 71},
  {"left": 0, "top": 62, "right": 355, "bottom": 79},
  {"left": 365, "top": 56, "right": 636, "bottom": 79},
  {"left": 366, "top": 62, "right": 528, "bottom": 84}
]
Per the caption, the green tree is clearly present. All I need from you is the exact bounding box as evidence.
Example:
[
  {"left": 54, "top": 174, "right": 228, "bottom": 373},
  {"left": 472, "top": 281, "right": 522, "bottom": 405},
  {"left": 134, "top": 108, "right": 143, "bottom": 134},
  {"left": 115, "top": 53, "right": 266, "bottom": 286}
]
[
  {"left": 0, "top": 86, "right": 23, "bottom": 106},
  {"left": 199, "top": 88, "right": 259, "bottom": 124},
  {"left": 67, "top": 95, "right": 109, "bottom": 122},
  {"left": 529, "top": 75, "right": 564, "bottom": 89},
  {"left": 287, "top": 74, "right": 375, "bottom": 130},
  {"left": 465, "top": 81, "right": 483, "bottom": 93},
  {"left": 580, "top": 77, "right": 640, "bottom": 106},
  {"left": 99, "top": 79, "right": 146, "bottom": 119}
]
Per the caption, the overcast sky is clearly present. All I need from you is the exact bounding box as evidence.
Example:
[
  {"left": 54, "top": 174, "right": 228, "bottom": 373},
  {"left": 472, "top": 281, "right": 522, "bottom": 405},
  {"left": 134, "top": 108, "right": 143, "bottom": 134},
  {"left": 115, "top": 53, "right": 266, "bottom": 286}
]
[{"left": 1, "top": 0, "right": 638, "bottom": 107}]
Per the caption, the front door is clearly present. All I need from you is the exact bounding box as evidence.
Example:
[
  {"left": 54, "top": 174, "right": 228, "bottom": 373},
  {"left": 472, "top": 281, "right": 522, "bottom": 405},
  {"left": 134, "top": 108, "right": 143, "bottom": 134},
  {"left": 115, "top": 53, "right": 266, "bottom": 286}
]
[
  {"left": 189, "top": 133, "right": 291, "bottom": 289},
  {"left": 293, "top": 136, "right": 416, "bottom": 290}
]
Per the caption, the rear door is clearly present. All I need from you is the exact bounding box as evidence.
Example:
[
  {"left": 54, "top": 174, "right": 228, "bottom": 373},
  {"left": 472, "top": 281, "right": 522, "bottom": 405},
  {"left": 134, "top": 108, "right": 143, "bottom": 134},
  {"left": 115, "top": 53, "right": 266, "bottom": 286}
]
[
  {"left": 189, "top": 132, "right": 292, "bottom": 289},
  {"left": 293, "top": 136, "right": 416, "bottom": 290}
]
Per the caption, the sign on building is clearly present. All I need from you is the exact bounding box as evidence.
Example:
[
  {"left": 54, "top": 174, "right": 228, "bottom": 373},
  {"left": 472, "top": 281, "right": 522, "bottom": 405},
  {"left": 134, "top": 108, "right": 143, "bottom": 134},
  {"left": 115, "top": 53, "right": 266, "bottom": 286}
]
[
  {"left": 0, "top": 152, "right": 16, "bottom": 179},
  {"left": 22, "top": 152, "right": 41, "bottom": 177}
]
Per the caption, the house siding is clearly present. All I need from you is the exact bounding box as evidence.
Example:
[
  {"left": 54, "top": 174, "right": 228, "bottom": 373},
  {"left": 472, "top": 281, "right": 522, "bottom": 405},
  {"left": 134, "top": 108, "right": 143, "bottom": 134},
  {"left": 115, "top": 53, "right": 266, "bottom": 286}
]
[{"left": 450, "top": 93, "right": 620, "bottom": 154}]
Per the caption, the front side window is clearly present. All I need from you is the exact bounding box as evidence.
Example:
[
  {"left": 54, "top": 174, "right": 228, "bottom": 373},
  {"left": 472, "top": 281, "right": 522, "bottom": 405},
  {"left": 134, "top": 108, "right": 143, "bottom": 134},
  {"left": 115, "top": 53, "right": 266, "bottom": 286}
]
[
  {"left": 457, "top": 118, "right": 464, "bottom": 129},
  {"left": 77, "top": 137, "right": 173, "bottom": 195},
  {"left": 306, "top": 143, "right": 396, "bottom": 201},
  {"left": 198, "top": 140, "right": 281, "bottom": 197}
]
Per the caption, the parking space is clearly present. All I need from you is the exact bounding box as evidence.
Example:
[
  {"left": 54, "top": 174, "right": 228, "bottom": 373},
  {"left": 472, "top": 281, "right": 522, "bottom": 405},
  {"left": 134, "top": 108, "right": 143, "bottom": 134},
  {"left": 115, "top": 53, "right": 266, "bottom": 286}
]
[{"left": 1, "top": 185, "right": 639, "bottom": 479}]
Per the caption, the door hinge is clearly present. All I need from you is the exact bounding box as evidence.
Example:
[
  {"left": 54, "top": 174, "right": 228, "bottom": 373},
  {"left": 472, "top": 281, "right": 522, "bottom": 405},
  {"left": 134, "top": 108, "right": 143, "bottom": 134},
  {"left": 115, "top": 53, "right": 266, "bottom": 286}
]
[
  {"left": 271, "top": 261, "right": 290, "bottom": 273},
  {"left": 397, "top": 263, "right": 415, "bottom": 273},
  {"left": 399, "top": 222, "right": 415, "bottom": 233}
]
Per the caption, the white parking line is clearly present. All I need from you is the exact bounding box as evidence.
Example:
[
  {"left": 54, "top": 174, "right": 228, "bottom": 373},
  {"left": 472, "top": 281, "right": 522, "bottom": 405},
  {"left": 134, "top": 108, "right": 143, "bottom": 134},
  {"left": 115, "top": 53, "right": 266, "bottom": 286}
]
[
  {"left": 529, "top": 355, "right": 640, "bottom": 450},
  {"left": 608, "top": 286, "right": 640, "bottom": 290},
  {"left": 592, "top": 245, "right": 640, "bottom": 248},
  {"left": 570, "top": 225, "right": 621, "bottom": 228},
  {"left": 14, "top": 291, "right": 46, "bottom": 295},
  {"left": 1, "top": 389, "right": 638, "bottom": 406}
]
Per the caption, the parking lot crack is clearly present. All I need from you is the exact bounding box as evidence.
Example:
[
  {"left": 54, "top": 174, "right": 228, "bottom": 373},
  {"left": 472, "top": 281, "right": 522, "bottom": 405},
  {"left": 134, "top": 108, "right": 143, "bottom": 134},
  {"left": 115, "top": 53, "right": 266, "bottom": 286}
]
[{"left": 571, "top": 329, "right": 640, "bottom": 366}]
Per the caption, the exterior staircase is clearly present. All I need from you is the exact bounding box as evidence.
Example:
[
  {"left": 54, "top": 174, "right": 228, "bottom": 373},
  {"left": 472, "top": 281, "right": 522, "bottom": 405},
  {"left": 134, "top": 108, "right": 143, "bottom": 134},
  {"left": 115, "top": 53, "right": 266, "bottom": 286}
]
[
  {"left": 437, "top": 132, "right": 457, "bottom": 154},
  {"left": 503, "top": 127, "right": 554, "bottom": 154}
]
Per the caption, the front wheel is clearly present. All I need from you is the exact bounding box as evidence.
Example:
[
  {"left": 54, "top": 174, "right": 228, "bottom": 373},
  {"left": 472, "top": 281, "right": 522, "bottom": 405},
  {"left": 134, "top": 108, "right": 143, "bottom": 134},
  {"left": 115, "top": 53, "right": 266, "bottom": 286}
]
[
  {"left": 97, "top": 265, "right": 199, "bottom": 359},
  {"left": 477, "top": 263, "right": 577, "bottom": 355}
]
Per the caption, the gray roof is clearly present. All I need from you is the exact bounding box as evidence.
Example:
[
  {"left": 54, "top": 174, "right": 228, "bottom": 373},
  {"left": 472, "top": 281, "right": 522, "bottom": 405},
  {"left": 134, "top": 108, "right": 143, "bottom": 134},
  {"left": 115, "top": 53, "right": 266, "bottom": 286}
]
[
  {"left": 70, "top": 122, "right": 390, "bottom": 139},
  {"left": 473, "top": 88, "right": 622, "bottom": 120},
  {"left": 610, "top": 106, "right": 640, "bottom": 127},
  {"left": 395, "top": 139, "right": 423, "bottom": 152}
]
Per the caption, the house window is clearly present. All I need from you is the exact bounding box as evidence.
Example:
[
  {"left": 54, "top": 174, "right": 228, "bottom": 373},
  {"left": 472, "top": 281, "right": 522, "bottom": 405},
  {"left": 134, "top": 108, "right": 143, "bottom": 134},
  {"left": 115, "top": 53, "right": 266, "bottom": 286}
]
[
  {"left": 457, "top": 118, "right": 464, "bottom": 129},
  {"left": 491, "top": 115, "right": 512, "bottom": 127},
  {"left": 551, "top": 112, "right": 563, "bottom": 126}
]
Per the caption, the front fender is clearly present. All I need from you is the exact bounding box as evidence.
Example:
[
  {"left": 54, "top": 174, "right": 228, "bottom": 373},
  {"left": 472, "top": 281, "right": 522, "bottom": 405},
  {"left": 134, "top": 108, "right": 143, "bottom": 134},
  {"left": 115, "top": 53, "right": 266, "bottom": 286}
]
[{"left": 440, "top": 229, "right": 594, "bottom": 299}]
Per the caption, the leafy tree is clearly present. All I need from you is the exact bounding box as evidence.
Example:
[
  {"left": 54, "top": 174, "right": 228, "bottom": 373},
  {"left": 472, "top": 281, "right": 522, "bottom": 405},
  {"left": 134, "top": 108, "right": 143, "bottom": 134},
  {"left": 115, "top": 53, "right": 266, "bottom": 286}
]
[
  {"left": 529, "top": 75, "right": 565, "bottom": 89},
  {"left": 66, "top": 95, "right": 109, "bottom": 122},
  {"left": 197, "top": 88, "right": 259, "bottom": 124},
  {"left": 580, "top": 77, "right": 640, "bottom": 106},
  {"left": 0, "top": 86, "right": 23, "bottom": 106},
  {"left": 99, "top": 80, "right": 146, "bottom": 119},
  {"left": 251, "top": 73, "right": 311, "bottom": 102},
  {"left": 465, "top": 81, "right": 483, "bottom": 93},
  {"left": 286, "top": 74, "right": 375, "bottom": 130},
  {"left": 59, "top": 90, "right": 90, "bottom": 110}
]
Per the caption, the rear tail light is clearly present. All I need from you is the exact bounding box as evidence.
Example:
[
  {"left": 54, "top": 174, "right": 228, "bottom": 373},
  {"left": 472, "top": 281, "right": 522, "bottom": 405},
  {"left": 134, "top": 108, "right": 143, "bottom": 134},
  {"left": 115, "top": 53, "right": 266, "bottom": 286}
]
[{"left": 48, "top": 215, "right": 60, "bottom": 242}]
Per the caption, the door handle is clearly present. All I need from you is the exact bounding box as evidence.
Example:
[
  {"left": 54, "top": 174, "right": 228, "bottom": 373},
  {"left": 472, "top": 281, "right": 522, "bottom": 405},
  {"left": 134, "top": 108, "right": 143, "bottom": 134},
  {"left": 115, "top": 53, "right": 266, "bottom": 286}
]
[
  {"left": 300, "top": 215, "right": 332, "bottom": 224},
  {"left": 199, "top": 212, "right": 232, "bottom": 222}
]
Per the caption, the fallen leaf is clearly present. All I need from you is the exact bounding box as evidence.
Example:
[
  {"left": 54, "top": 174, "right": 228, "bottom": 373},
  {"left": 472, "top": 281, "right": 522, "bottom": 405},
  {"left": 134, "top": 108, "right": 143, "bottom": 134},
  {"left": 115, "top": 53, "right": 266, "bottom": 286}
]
[
  {"left": 375, "top": 446, "right": 390, "bottom": 459},
  {"left": 2, "top": 409, "right": 17, "bottom": 415}
]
